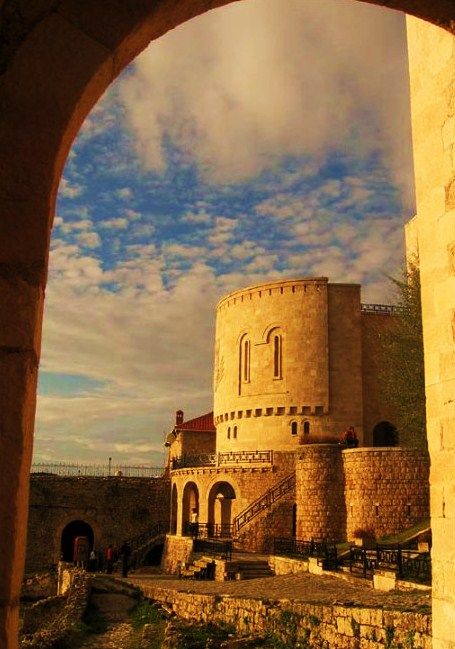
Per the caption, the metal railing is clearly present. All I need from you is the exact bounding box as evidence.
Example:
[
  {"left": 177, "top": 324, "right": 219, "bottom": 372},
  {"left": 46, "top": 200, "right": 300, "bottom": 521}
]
[
  {"left": 361, "top": 303, "right": 400, "bottom": 315},
  {"left": 193, "top": 538, "right": 232, "bottom": 561},
  {"left": 171, "top": 449, "right": 273, "bottom": 471},
  {"left": 171, "top": 454, "right": 216, "bottom": 470},
  {"left": 31, "top": 462, "right": 164, "bottom": 478},
  {"left": 183, "top": 522, "right": 233, "bottom": 539},
  {"left": 233, "top": 471, "right": 296, "bottom": 533},
  {"left": 129, "top": 521, "right": 169, "bottom": 568},
  {"left": 274, "top": 537, "right": 338, "bottom": 569},
  {"left": 347, "top": 545, "right": 431, "bottom": 583}
]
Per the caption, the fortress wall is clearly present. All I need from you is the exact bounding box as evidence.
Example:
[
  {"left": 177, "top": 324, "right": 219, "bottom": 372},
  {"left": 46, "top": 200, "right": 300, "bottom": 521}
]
[
  {"left": 295, "top": 446, "right": 346, "bottom": 541},
  {"left": 342, "top": 448, "right": 430, "bottom": 540},
  {"left": 327, "top": 284, "right": 364, "bottom": 443},
  {"left": 361, "top": 313, "right": 399, "bottom": 446},
  {"left": 26, "top": 475, "right": 170, "bottom": 573}
]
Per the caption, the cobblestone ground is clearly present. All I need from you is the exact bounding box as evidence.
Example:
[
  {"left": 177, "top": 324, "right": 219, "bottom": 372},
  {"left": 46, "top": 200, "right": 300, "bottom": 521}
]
[{"left": 128, "top": 571, "right": 431, "bottom": 611}]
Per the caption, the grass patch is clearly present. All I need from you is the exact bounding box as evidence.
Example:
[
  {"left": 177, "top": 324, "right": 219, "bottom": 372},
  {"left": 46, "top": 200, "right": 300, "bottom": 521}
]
[
  {"left": 171, "top": 620, "right": 236, "bottom": 649},
  {"left": 130, "top": 600, "right": 165, "bottom": 629}
]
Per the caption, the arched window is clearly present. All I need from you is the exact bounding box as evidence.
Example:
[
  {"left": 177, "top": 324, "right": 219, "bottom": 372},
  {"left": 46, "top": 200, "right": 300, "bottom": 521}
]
[
  {"left": 273, "top": 334, "right": 282, "bottom": 378},
  {"left": 233, "top": 426, "right": 237, "bottom": 439},
  {"left": 291, "top": 421, "right": 298, "bottom": 436},
  {"left": 227, "top": 427, "right": 231, "bottom": 439},
  {"left": 303, "top": 421, "right": 310, "bottom": 435},
  {"left": 239, "top": 335, "right": 250, "bottom": 393}
]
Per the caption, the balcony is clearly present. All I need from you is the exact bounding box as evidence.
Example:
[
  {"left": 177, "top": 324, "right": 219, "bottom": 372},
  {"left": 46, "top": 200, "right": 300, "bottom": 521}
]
[{"left": 171, "top": 449, "right": 273, "bottom": 470}]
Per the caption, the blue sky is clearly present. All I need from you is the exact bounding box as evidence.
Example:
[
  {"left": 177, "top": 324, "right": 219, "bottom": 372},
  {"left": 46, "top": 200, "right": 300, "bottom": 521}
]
[{"left": 34, "top": 0, "right": 414, "bottom": 466}]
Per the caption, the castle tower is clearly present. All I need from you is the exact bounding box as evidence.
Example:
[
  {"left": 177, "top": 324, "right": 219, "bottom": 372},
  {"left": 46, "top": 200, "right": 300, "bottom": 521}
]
[{"left": 213, "top": 278, "right": 364, "bottom": 453}]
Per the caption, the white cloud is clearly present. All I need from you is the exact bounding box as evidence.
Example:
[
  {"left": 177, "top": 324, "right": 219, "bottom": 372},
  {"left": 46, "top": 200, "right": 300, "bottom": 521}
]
[
  {"left": 76, "top": 231, "right": 101, "bottom": 249},
  {"left": 60, "top": 177, "right": 84, "bottom": 199},
  {"left": 99, "top": 217, "right": 129, "bottom": 230},
  {"left": 61, "top": 219, "right": 93, "bottom": 234},
  {"left": 119, "top": 0, "right": 414, "bottom": 208}
]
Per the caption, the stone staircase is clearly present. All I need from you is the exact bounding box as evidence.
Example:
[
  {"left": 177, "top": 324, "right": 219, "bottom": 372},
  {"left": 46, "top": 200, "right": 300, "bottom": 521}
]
[
  {"left": 179, "top": 555, "right": 216, "bottom": 580},
  {"left": 226, "top": 558, "right": 274, "bottom": 580},
  {"left": 232, "top": 472, "right": 296, "bottom": 534}
]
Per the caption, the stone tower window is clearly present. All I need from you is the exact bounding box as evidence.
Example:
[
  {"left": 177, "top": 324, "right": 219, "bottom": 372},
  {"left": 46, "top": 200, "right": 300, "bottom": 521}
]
[
  {"left": 227, "top": 427, "right": 231, "bottom": 439},
  {"left": 291, "top": 421, "right": 298, "bottom": 436},
  {"left": 303, "top": 421, "right": 310, "bottom": 435},
  {"left": 233, "top": 426, "right": 238, "bottom": 439},
  {"left": 273, "top": 334, "right": 282, "bottom": 379},
  {"left": 238, "top": 334, "right": 251, "bottom": 394}
]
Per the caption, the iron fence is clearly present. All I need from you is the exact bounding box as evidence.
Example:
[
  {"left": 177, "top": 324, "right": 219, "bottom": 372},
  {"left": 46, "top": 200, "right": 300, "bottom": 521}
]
[
  {"left": 218, "top": 450, "right": 273, "bottom": 465},
  {"left": 274, "top": 537, "right": 338, "bottom": 569},
  {"left": 31, "top": 462, "right": 164, "bottom": 478},
  {"left": 347, "top": 545, "right": 431, "bottom": 583},
  {"left": 171, "top": 454, "right": 216, "bottom": 470},
  {"left": 183, "top": 522, "right": 233, "bottom": 539},
  {"left": 171, "top": 450, "right": 273, "bottom": 470},
  {"left": 193, "top": 538, "right": 233, "bottom": 561},
  {"left": 360, "top": 303, "right": 400, "bottom": 315}
]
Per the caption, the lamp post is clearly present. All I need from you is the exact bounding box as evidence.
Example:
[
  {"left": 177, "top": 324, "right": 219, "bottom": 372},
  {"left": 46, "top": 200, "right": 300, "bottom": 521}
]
[{"left": 108, "top": 457, "right": 112, "bottom": 477}]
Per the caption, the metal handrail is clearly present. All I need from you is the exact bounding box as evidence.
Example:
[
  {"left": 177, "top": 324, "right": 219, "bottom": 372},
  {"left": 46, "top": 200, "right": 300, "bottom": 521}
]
[
  {"left": 183, "top": 522, "right": 233, "bottom": 539},
  {"left": 233, "top": 472, "right": 296, "bottom": 533},
  {"left": 360, "top": 303, "right": 401, "bottom": 314},
  {"left": 171, "top": 450, "right": 273, "bottom": 470}
]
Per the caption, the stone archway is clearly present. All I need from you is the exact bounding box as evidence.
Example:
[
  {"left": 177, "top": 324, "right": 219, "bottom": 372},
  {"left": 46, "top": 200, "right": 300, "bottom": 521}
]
[
  {"left": 181, "top": 481, "right": 199, "bottom": 536},
  {"left": 170, "top": 483, "right": 178, "bottom": 535},
  {"left": 0, "top": 3, "right": 454, "bottom": 648},
  {"left": 60, "top": 519, "right": 94, "bottom": 563},
  {"left": 208, "top": 481, "right": 236, "bottom": 536}
]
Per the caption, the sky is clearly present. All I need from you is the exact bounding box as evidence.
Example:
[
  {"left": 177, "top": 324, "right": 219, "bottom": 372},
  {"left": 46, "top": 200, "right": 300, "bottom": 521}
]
[{"left": 33, "top": 0, "right": 415, "bottom": 467}]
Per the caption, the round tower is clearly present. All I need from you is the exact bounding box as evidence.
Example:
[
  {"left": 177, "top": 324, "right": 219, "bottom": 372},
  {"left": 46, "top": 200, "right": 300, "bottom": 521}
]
[
  {"left": 213, "top": 278, "right": 363, "bottom": 453},
  {"left": 295, "top": 445, "right": 346, "bottom": 541}
]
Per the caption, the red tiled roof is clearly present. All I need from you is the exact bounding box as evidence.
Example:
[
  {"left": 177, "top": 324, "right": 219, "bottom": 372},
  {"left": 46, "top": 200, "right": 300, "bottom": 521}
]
[{"left": 177, "top": 412, "right": 215, "bottom": 432}]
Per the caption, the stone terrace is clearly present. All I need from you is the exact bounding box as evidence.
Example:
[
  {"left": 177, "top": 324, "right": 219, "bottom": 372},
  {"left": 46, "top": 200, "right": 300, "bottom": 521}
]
[{"left": 128, "top": 572, "right": 431, "bottom": 611}]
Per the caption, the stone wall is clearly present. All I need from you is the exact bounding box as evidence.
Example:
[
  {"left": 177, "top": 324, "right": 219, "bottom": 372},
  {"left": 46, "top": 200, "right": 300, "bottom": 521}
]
[
  {"left": 361, "top": 313, "right": 399, "bottom": 447},
  {"left": 161, "top": 535, "right": 194, "bottom": 574},
  {"left": 26, "top": 475, "right": 170, "bottom": 572},
  {"left": 295, "top": 446, "right": 429, "bottom": 542},
  {"left": 296, "top": 445, "right": 346, "bottom": 541},
  {"left": 343, "top": 448, "right": 430, "bottom": 540},
  {"left": 138, "top": 585, "right": 431, "bottom": 649}
]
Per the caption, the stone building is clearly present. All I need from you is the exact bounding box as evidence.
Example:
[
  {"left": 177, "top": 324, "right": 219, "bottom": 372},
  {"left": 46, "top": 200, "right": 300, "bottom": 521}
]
[{"left": 166, "top": 277, "right": 429, "bottom": 558}]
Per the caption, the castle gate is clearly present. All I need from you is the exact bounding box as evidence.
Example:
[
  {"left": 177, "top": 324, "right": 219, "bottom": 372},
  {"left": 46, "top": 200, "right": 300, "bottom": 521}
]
[{"left": 0, "top": 3, "right": 453, "bottom": 648}]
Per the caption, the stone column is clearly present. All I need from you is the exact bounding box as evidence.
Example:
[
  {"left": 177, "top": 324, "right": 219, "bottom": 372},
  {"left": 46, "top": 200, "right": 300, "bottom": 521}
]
[{"left": 406, "top": 16, "right": 455, "bottom": 649}]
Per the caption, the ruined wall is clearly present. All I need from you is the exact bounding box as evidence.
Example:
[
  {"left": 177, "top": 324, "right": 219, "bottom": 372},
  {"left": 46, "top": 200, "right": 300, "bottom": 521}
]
[
  {"left": 137, "top": 584, "right": 432, "bottom": 649},
  {"left": 26, "top": 475, "right": 170, "bottom": 573},
  {"left": 361, "top": 313, "right": 400, "bottom": 446},
  {"left": 343, "top": 448, "right": 430, "bottom": 540}
]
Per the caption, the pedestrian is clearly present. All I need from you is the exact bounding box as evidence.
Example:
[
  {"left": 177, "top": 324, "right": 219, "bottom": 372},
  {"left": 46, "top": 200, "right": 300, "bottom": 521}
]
[
  {"left": 106, "top": 544, "right": 114, "bottom": 574},
  {"left": 340, "top": 426, "right": 358, "bottom": 448},
  {"left": 190, "top": 508, "right": 199, "bottom": 538},
  {"left": 89, "top": 549, "right": 97, "bottom": 572},
  {"left": 119, "top": 540, "right": 132, "bottom": 578}
]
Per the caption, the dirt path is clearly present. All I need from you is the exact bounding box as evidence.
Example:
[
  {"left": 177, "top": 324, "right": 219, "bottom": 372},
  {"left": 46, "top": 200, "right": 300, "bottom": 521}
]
[{"left": 80, "top": 622, "right": 135, "bottom": 648}]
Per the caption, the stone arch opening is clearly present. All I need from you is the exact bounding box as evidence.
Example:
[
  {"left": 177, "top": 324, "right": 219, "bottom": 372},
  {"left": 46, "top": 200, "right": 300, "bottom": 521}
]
[
  {"left": 372, "top": 421, "right": 399, "bottom": 447},
  {"left": 60, "top": 520, "right": 94, "bottom": 563},
  {"left": 170, "top": 483, "right": 178, "bottom": 535},
  {"left": 0, "top": 2, "right": 454, "bottom": 647},
  {"left": 181, "top": 481, "right": 199, "bottom": 535},
  {"left": 208, "top": 481, "right": 236, "bottom": 537}
]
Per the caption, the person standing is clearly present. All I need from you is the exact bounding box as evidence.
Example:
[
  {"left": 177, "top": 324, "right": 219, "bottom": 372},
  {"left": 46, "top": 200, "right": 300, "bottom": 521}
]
[
  {"left": 119, "top": 540, "right": 132, "bottom": 578},
  {"left": 106, "top": 545, "right": 114, "bottom": 574}
]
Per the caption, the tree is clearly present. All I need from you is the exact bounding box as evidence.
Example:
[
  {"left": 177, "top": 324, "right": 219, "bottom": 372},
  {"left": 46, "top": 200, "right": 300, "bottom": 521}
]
[{"left": 377, "top": 259, "right": 427, "bottom": 449}]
